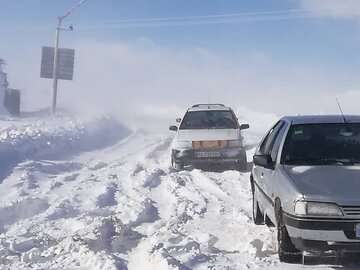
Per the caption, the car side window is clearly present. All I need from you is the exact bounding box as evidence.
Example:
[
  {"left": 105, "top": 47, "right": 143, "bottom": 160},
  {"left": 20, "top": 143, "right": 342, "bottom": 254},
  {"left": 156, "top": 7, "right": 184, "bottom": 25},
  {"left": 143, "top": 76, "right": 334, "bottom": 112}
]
[
  {"left": 270, "top": 122, "right": 288, "bottom": 162},
  {"left": 259, "top": 121, "right": 284, "bottom": 155}
]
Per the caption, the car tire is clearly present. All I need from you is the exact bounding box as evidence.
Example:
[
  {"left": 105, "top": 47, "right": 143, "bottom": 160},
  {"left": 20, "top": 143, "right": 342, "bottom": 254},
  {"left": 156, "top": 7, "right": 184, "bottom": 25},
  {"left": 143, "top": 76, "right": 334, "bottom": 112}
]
[
  {"left": 277, "top": 208, "right": 301, "bottom": 263},
  {"left": 238, "top": 150, "right": 248, "bottom": 172},
  {"left": 252, "top": 184, "right": 264, "bottom": 225},
  {"left": 265, "top": 215, "right": 275, "bottom": 227},
  {"left": 171, "top": 153, "right": 184, "bottom": 171},
  {"left": 173, "top": 162, "right": 184, "bottom": 171}
]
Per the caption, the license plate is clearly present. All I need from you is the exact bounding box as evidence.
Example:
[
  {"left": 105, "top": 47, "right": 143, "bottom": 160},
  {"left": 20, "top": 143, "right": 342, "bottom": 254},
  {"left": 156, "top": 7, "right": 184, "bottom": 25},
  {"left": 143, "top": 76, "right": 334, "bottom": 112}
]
[
  {"left": 195, "top": 152, "right": 221, "bottom": 158},
  {"left": 356, "top": 224, "right": 360, "bottom": 238}
]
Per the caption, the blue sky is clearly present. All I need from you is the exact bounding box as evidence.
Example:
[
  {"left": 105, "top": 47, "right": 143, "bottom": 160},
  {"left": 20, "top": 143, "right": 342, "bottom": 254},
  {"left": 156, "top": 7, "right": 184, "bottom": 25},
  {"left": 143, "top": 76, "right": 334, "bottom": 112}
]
[
  {"left": 1, "top": 0, "right": 360, "bottom": 121},
  {"left": 1, "top": 0, "right": 359, "bottom": 64}
]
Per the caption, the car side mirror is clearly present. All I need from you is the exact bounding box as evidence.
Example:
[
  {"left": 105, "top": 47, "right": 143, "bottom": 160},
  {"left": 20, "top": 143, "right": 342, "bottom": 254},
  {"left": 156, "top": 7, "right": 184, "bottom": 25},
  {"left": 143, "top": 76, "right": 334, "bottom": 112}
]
[
  {"left": 253, "top": 154, "right": 274, "bottom": 169},
  {"left": 240, "top": 124, "right": 250, "bottom": 130},
  {"left": 176, "top": 118, "right": 182, "bottom": 123},
  {"left": 169, "top": 125, "right": 178, "bottom": 132}
]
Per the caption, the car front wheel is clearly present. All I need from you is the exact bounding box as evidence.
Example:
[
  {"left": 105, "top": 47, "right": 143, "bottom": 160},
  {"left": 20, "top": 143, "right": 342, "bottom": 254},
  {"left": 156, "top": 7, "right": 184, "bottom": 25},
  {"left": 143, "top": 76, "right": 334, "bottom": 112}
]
[
  {"left": 277, "top": 208, "right": 301, "bottom": 263},
  {"left": 238, "top": 150, "right": 248, "bottom": 172},
  {"left": 171, "top": 154, "right": 184, "bottom": 171},
  {"left": 252, "top": 184, "right": 264, "bottom": 225}
]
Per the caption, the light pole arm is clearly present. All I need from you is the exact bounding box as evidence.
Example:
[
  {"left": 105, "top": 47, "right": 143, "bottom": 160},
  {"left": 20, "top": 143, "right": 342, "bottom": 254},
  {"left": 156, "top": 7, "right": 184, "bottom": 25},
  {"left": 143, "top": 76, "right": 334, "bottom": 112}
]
[{"left": 60, "top": 0, "right": 89, "bottom": 21}]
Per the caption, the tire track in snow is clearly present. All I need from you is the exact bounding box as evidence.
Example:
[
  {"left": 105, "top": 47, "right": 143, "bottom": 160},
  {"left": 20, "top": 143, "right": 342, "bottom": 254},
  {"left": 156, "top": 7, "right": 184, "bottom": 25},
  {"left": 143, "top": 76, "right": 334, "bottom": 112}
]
[
  {"left": 145, "top": 170, "right": 257, "bottom": 269},
  {"left": 132, "top": 146, "right": 281, "bottom": 269}
]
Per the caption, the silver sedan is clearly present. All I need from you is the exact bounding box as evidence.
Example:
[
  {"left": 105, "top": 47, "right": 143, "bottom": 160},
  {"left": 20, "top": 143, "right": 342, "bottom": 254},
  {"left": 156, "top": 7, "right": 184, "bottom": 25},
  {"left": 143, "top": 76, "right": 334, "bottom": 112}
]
[{"left": 251, "top": 115, "right": 360, "bottom": 263}]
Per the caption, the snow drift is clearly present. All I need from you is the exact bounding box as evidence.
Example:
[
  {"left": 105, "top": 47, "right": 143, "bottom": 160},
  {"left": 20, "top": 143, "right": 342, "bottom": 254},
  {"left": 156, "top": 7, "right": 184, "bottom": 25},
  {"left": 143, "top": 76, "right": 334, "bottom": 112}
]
[{"left": 0, "top": 114, "right": 131, "bottom": 182}]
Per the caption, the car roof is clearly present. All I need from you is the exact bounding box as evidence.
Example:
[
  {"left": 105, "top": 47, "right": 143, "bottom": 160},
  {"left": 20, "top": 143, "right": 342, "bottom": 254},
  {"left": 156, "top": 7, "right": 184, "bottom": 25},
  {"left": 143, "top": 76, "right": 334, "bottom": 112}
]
[
  {"left": 187, "top": 104, "right": 232, "bottom": 112},
  {"left": 281, "top": 115, "right": 360, "bottom": 125}
]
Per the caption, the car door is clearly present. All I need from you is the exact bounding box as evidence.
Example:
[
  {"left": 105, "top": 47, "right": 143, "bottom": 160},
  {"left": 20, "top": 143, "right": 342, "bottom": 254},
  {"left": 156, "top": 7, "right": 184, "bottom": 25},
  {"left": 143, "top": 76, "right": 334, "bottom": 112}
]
[
  {"left": 253, "top": 121, "right": 285, "bottom": 215},
  {"left": 265, "top": 122, "right": 289, "bottom": 220}
]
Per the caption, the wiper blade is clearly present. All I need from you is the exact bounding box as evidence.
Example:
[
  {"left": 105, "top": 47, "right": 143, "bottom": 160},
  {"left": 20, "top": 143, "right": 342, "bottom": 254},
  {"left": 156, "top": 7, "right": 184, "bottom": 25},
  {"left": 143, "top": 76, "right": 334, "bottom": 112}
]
[
  {"left": 284, "top": 159, "right": 314, "bottom": 165},
  {"left": 348, "top": 159, "right": 360, "bottom": 165},
  {"left": 284, "top": 158, "right": 355, "bottom": 165},
  {"left": 315, "top": 158, "right": 355, "bottom": 165}
]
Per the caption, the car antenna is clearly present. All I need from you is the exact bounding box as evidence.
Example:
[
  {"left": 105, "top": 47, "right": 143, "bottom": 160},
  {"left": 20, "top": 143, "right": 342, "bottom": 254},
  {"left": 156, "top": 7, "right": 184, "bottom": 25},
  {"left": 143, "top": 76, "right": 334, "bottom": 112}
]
[{"left": 336, "top": 98, "right": 347, "bottom": 123}]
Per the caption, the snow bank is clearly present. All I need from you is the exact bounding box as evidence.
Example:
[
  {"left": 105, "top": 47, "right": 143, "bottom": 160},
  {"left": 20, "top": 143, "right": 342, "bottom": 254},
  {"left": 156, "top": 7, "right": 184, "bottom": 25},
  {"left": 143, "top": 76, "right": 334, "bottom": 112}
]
[{"left": 0, "top": 113, "right": 131, "bottom": 182}]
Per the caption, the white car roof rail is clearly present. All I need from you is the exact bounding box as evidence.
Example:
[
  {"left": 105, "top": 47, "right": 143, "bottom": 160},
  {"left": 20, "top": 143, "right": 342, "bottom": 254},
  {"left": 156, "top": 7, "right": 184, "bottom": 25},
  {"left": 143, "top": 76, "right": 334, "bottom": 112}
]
[{"left": 191, "top": 103, "right": 225, "bottom": 108}]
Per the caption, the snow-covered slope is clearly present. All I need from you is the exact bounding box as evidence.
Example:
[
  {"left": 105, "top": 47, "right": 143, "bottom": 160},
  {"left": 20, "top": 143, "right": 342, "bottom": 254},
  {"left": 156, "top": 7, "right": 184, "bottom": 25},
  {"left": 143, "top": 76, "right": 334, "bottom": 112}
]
[
  {"left": 0, "top": 114, "right": 130, "bottom": 182},
  {"left": 0, "top": 115, "right": 357, "bottom": 269}
]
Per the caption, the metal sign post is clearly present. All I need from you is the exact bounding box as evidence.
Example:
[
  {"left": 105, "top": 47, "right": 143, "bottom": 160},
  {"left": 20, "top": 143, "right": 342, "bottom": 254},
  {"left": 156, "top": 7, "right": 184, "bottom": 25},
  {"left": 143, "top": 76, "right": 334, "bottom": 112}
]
[{"left": 52, "top": 18, "right": 62, "bottom": 114}]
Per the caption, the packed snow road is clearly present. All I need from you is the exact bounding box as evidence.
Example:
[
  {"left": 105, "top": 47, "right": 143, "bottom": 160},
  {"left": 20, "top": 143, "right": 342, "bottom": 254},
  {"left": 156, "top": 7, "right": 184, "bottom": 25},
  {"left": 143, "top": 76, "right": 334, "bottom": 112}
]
[{"left": 0, "top": 118, "right": 359, "bottom": 269}]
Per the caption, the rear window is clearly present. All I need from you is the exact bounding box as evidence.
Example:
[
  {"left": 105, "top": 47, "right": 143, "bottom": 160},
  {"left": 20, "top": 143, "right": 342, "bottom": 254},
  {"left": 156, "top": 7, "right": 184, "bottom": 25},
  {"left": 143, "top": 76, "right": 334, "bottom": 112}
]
[{"left": 179, "top": 110, "right": 238, "bottom": 130}]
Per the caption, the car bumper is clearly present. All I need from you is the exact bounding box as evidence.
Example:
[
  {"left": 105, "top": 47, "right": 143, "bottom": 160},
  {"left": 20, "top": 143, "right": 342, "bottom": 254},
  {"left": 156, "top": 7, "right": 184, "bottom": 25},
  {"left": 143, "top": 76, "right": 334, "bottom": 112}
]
[
  {"left": 284, "top": 212, "right": 360, "bottom": 252},
  {"left": 172, "top": 147, "right": 244, "bottom": 166}
]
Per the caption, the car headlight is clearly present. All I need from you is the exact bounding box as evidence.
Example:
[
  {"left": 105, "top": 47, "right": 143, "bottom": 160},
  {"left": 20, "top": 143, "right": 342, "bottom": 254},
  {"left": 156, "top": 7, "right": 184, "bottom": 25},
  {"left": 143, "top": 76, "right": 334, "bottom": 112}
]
[
  {"left": 294, "top": 201, "right": 343, "bottom": 217},
  {"left": 228, "top": 140, "right": 242, "bottom": 147},
  {"left": 173, "top": 140, "right": 192, "bottom": 149}
]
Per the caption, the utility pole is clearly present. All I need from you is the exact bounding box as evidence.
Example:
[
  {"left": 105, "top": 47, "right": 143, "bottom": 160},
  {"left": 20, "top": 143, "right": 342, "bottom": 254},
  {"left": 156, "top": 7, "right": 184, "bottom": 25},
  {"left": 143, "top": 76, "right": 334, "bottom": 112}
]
[
  {"left": 51, "top": 0, "right": 89, "bottom": 114},
  {"left": 52, "top": 18, "right": 62, "bottom": 114}
]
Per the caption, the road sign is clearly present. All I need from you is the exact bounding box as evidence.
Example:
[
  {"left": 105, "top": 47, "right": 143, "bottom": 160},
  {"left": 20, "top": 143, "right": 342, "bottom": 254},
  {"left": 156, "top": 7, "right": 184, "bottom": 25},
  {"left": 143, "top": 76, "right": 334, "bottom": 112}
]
[{"left": 40, "top": 46, "right": 75, "bottom": 80}]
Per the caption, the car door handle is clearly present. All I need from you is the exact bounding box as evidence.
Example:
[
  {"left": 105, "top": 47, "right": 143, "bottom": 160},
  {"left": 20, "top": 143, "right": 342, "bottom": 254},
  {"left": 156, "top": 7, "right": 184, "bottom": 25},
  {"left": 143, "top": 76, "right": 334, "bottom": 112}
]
[{"left": 260, "top": 172, "right": 264, "bottom": 178}]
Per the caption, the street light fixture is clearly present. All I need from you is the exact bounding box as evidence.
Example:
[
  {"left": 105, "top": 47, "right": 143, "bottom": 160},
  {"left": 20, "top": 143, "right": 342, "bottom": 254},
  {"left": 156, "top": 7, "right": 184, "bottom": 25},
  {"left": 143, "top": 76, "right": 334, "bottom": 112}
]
[{"left": 52, "top": 0, "right": 89, "bottom": 114}]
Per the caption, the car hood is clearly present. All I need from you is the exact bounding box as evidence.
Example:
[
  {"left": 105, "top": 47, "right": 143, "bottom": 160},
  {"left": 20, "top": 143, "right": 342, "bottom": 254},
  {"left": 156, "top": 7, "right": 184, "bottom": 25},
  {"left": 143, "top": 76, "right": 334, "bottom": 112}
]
[
  {"left": 176, "top": 129, "right": 240, "bottom": 141},
  {"left": 283, "top": 165, "right": 360, "bottom": 205}
]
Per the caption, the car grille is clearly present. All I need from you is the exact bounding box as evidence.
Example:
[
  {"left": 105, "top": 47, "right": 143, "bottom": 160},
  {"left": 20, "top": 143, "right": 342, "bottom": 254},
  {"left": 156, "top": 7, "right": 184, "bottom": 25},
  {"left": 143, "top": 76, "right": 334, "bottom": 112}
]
[
  {"left": 341, "top": 206, "right": 360, "bottom": 217},
  {"left": 194, "top": 151, "right": 221, "bottom": 159}
]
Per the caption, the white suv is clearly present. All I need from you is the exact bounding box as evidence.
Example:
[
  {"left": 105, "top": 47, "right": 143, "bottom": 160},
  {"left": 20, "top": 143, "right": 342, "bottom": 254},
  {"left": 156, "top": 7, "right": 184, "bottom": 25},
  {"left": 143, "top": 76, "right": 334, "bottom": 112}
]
[{"left": 169, "top": 104, "right": 249, "bottom": 171}]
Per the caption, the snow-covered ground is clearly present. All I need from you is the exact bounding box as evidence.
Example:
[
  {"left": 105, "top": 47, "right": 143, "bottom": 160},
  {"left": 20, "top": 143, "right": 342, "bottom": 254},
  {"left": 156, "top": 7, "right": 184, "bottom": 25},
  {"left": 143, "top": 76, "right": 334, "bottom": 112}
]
[
  {"left": 0, "top": 113, "right": 359, "bottom": 269},
  {"left": 0, "top": 113, "right": 130, "bottom": 182}
]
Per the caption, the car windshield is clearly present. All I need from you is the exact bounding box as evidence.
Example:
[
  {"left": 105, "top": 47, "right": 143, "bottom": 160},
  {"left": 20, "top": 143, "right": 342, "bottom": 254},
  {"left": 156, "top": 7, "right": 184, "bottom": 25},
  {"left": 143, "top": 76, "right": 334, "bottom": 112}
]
[
  {"left": 179, "top": 110, "right": 238, "bottom": 129},
  {"left": 281, "top": 123, "right": 360, "bottom": 165}
]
